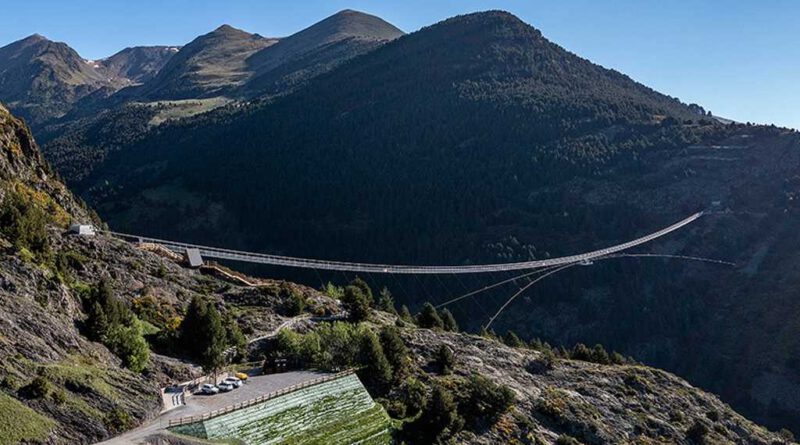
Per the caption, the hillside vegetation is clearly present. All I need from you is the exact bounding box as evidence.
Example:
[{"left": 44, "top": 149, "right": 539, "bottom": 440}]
[
  {"left": 1, "top": 101, "right": 796, "bottom": 444},
  {"left": 41, "top": 11, "right": 800, "bottom": 436}
]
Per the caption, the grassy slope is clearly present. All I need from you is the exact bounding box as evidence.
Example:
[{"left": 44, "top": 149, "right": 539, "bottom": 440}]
[{"left": 0, "top": 392, "right": 55, "bottom": 444}]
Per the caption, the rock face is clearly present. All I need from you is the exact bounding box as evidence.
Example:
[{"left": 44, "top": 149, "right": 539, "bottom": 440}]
[
  {"left": 0, "top": 103, "right": 250, "bottom": 443},
  {"left": 403, "top": 328, "right": 789, "bottom": 444}
]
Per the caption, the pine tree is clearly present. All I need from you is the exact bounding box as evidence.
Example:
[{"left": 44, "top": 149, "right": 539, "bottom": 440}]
[
  {"left": 412, "top": 385, "right": 464, "bottom": 443},
  {"left": 350, "top": 277, "right": 374, "bottom": 307},
  {"left": 436, "top": 344, "right": 455, "bottom": 375},
  {"left": 417, "top": 302, "right": 443, "bottom": 329},
  {"left": 504, "top": 331, "right": 524, "bottom": 348},
  {"left": 85, "top": 301, "right": 109, "bottom": 341},
  {"left": 440, "top": 308, "right": 458, "bottom": 332},
  {"left": 358, "top": 330, "right": 392, "bottom": 393},
  {"left": 591, "top": 344, "right": 610, "bottom": 364},
  {"left": 379, "top": 325, "right": 408, "bottom": 378},
  {"left": 179, "top": 296, "right": 209, "bottom": 358},
  {"left": 199, "top": 303, "right": 228, "bottom": 381},
  {"left": 571, "top": 343, "right": 592, "bottom": 361},
  {"left": 378, "top": 287, "right": 397, "bottom": 314},
  {"left": 399, "top": 305, "right": 414, "bottom": 324},
  {"left": 342, "top": 285, "right": 370, "bottom": 322}
]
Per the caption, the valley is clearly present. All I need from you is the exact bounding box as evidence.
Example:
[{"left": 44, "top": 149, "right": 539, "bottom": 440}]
[{"left": 0, "top": 6, "right": 799, "bottom": 445}]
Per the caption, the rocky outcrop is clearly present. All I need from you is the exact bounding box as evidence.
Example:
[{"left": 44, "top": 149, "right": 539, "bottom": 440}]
[{"left": 403, "top": 328, "right": 791, "bottom": 444}]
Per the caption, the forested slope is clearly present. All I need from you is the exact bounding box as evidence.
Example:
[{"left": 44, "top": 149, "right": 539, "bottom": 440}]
[{"left": 33, "top": 11, "right": 800, "bottom": 435}]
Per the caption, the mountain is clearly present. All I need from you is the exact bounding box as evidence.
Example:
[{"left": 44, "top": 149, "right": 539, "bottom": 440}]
[
  {"left": 0, "top": 34, "right": 122, "bottom": 125},
  {"left": 48, "top": 10, "right": 800, "bottom": 436},
  {"left": 97, "top": 46, "right": 180, "bottom": 85},
  {"left": 3, "top": 103, "right": 792, "bottom": 445},
  {"left": 241, "top": 9, "right": 404, "bottom": 97},
  {"left": 127, "top": 25, "right": 277, "bottom": 100}
]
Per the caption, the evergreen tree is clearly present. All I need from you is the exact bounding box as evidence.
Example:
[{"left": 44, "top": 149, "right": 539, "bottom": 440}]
[
  {"left": 378, "top": 287, "right": 397, "bottom": 314},
  {"left": 199, "top": 303, "right": 228, "bottom": 381},
  {"left": 399, "top": 305, "right": 414, "bottom": 324},
  {"left": 440, "top": 308, "right": 458, "bottom": 332},
  {"left": 379, "top": 325, "right": 408, "bottom": 378},
  {"left": 342, "top": 285, "right": 371, "bottom": 322},
  {"left": 436, "top": 344, "right": 455, "bottom": 375},
  {"left": 571, "top": 343, "right": 592, "bottom": 361},
  {"left": 504, "top": 331, "right": 524, "bottom": 348},
  {"left": 358, "top": 330, "right": 392, "bottom": 393},
  {"left": 412, "top": 385, "right": 464, "bottom": 443},
  {"left": 350, "top": 277, "right": 374, "bottom": 307},
  {"left": 281, "top": 284, "right": 306, "bottom": 316},
  {"left": 591, "top": 344, "right": 610, "bottom": 364},
  {"left": 179, "top": 296, "right": 209, "bottom": 358},
  {"left": 417, "top": 302, "right": 443, "bottom": 329},
  {"left": 85, "top": 301, "right": 109, "bottom": 341}
]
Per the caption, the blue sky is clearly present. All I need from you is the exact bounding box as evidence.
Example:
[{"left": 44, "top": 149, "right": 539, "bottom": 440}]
[{"left": 2, "top": 0, "right": 798, "bottom": 129}]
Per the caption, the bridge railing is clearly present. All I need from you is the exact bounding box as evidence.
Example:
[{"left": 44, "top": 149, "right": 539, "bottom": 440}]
[
  {"left": 166, "top": 370, "right": 355, "bottom": 427},
  {"left": 102, "top": 211, "right": 703, "bottom": 275}
]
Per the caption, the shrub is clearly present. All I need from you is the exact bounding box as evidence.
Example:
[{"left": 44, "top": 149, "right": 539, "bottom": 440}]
[
  {"left": 280, "top": 283, "right": 306, "bottom": 316},
  {"left": 399, "top": 305, "right": 414, "bottom": 324},
  {"left": 377, "top": 397, "right": 406, "bottom": 419},
  {"left": 526, "top": 354, "right": 554, "bottom": 375},
  {"left": 409, "top": 384, "right": 464, "bottom": 443},
  {"left": 104, "top": 408, "right": 134, "bottom": 434},
  {"left": 402, "top": 377, "right": 428, "bottom": 416},
  {"left": 686, "top": 420, "right": 710, "bottom": 444},
  {"left": 460, "top": 374, "right": 516, "bottom": 430},
  {"left": 105, "top": 322, "right": 150, "bottom": 373},
  {"left": 556, "top": 435, "right": 582, "bottom": 445},
  {"left": 0, "top": 188, "right": 51, "bottom": 262},
  {"left": 21, "top": 376, "right": 53, "bottom": 399},
  {"left": 323, "top": 282, "right": 344, "bottom": 299},
  {"left": 778, "top": 429, "right": 796, "bottom": 443}
]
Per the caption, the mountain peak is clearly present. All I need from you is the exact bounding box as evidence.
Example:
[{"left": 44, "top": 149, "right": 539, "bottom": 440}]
[
  {"left": 23, "top": 33, "right": 48, "bottom": 43},
  {"left": 315, "top": 9, "right": 405, "bottom": 40},
  {"left": 211, "top": 24, "right": 249, "bottom": 36}
]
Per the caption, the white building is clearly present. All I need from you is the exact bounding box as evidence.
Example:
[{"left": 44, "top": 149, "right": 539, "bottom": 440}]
[{"left": 69, "top": 224, "right": 96, "bottom": 236}]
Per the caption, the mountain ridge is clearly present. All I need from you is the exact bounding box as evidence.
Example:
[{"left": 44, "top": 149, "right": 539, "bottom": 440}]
[{"left": 51, "top": 10, "right": 800, "bottom": 436}]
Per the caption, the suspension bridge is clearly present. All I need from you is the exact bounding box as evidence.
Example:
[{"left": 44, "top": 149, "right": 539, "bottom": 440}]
[
  {"left": 103, "top": 212, "right": 704, "bottom": 274},
  {"left": 97, "top": 211, "right": 732, "bottom": 329}
]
